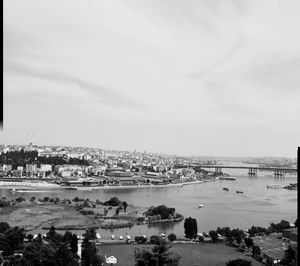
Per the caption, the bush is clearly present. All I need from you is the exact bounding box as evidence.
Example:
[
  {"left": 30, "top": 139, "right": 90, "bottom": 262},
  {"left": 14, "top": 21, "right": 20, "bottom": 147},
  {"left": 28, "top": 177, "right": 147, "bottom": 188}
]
[
  {"left": 150, "top": 235, "right": 162, "bottom": 245},
  {"left": 167, "top": 233, "right": 177, "bottom": 242},
  {"left": 145, "top": 205, "right": 175, "bottom": 220},
  {"left": 103, "top": 197, "right": 121, "bottom": 206},
  {"left": 135, "top": 236, "right": 147, "bottom": 244},
  {"left": 226, "top": 258, "right": 253, "bottom": 266}
]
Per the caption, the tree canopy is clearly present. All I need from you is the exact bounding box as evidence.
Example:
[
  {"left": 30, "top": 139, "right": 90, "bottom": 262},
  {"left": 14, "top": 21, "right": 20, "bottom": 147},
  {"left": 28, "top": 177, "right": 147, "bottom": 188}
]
[
  {"left": 134, "top": 237, "right": 180, "bottom": 266},
  {"left": 184, "top": 217, "right": 197, "bottom": 239}
]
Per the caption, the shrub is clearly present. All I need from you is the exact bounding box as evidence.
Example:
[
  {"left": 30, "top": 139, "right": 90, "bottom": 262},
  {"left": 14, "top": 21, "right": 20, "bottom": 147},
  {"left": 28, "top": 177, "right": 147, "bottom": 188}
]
[{"left": 167, "top": 233, "right": 177, "bottom": 242}]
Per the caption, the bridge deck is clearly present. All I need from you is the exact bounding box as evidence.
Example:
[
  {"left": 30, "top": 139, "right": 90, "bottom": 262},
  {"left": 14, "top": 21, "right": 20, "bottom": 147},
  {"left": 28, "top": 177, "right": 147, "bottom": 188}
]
[{"left": 192, "top": 165, "right": 297, "bottom": 171}]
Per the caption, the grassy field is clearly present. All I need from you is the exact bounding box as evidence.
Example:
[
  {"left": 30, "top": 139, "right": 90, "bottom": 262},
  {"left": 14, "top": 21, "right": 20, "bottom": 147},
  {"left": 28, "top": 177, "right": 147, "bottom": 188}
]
[{"left": 97, "top": 242, "right": 263, "bottom": 266}]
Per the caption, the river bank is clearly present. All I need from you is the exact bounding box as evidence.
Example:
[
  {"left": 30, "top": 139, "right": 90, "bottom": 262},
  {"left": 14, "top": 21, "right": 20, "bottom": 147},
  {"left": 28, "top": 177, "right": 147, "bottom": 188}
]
[
  {"left": 0, "top": 178, "right": 216, "bottom": 191},
  {"left": 0, "top": 196, "right": 184, "bottom": 232}
]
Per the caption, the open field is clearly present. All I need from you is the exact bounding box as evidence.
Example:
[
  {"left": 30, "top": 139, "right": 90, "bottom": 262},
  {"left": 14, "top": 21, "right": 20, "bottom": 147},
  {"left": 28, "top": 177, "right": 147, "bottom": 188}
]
[
  {"left": 97, "top": 243, "right": 263, "bottom": 266},
  {"left": 0, "top": 198, "right": 147, "bottom": 232}
]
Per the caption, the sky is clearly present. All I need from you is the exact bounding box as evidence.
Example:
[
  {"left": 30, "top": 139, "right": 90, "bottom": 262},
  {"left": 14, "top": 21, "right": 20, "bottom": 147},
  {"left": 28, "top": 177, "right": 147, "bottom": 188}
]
[{"left": 2, "top": 0, "right": 300, "bottom": 157}]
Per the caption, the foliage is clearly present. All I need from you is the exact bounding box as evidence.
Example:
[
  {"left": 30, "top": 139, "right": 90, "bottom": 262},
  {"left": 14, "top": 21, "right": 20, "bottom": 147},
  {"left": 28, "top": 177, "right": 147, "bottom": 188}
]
[
  {"left": 252, "top": 246, "right": 261, "bottom": 257},
  {"left": 81, "top": 242, "right": 103, "bottom": 266},
  {"left": 103, "top": 197, "right": 121, "bottom": 206},
  {"left": 0, "top": 226, "right": 26, "bottom": 256},
  {"left": 167, "top": 233, "right": 177, "bottom": 242},
  {"left": 83, "top": 228, "right": 97, "bottom": 243},
  {"left": 0, "top": 223, "right": 79, "bottom": 265},
  {"left": 0, "top": 149, "right": 89, "bottom": 169},
  {"left": 122, "top": 201, "right": 128, "bottom": 212},
  {"left": 209, "top": 230, "right": 219, "bottom": 242},
  {"left": 70, "top": 234, "right": 78, "bottom": 254},
  {"left": 268, "top": 220, "right": 290, "bottom": 233},
  {"left": 135, "top": 236, "right": 148, "bottom": 244},
  {"left": 23, "top": 240, "right": 79, "bottom": 266},
  {"left": 150, "top": 235, "right": 163, "bottom": 245},
  {"left": 226, "top": 258, "right": 253, "bottom": 266},
  {"left": 248, "top": 226, "right": 269, "bottom": 237},
  {"left": 46, "top": 226, "right": 64, "bottom": 245},
  {"left": 134, "top": 237, "right": 180, "bottom": 266},
  {"left": 184, "top": 217, "right": 198, "bottom": 239},
  {"left": 145, "top": 205, "right": 176, "bottom": 220},
  {"left": 281, "top": 245, "right": 296, "bottom": 266},
  {"left": 244, "top": 238, "right": 254, "bottom": 249},
  {"left": 0, "top": 222, "right": 10, "bottom": 234}
]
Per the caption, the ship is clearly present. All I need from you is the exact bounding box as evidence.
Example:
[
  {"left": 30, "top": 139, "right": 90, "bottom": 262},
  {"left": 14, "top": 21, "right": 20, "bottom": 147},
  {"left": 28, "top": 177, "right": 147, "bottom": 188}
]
[
  {"left": 219, "top": 177, "right": 237, "bottom": 181},
  {"left": 223, "top": 187, "right": 229, "bottom": 191}
]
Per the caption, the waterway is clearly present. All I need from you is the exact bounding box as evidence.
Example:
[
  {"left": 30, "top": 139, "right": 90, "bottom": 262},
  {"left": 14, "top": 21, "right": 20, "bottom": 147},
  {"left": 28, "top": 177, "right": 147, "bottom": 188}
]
[{"left": 0, "top": 170, "right": 297, "bottom": 239}]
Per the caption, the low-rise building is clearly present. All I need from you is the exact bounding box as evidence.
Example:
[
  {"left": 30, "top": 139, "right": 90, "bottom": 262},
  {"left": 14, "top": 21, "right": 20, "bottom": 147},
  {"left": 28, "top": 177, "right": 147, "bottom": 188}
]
[
  {"left": 40, "top": 164, "right": 52, "bottom": 172},
  {"left": 12, "top": 170, "right": 23, "bottom": 178}
]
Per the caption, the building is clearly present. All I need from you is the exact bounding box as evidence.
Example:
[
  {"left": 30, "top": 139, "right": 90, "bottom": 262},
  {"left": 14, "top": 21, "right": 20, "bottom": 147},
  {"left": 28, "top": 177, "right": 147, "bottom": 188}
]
[
  {"left": 25, "top": 164, "right": 38, "bottom": 174},
  {"left": 12, "top": 170, "right": 23, "bottom": 178},
  {"left": 40, "top": 164, "right": 52, "bottom": 172},
  {"left": 1, "top": 164, "right": 12, "bottom": 171}
]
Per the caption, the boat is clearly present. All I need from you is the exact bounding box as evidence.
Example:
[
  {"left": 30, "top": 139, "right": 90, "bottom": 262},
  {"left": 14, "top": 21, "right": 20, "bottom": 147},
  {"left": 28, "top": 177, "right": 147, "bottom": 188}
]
[
  {"left": 219, "top": 177, "right": 236, "bottom": 181},
  {"left": 267, "top": 184, "right": 282, "bottom": 189},
  {"left": 223, "top": 187, "right": 229, "bottom": 191},
  {"left": 64, "top": 187, "right": 78, "bottom": 190},
  {"left": 198, "top": 204, "right": 204, "bottom": 208},
  {"left": 236, "top": 190, "right": 243, "bottom": 194}
]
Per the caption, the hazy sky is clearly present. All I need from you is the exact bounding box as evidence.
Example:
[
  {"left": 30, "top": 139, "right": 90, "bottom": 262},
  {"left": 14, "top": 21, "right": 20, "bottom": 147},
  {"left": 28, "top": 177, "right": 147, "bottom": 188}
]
[{"left": 3, "top": 0, "right": 300, "bottom": 157}]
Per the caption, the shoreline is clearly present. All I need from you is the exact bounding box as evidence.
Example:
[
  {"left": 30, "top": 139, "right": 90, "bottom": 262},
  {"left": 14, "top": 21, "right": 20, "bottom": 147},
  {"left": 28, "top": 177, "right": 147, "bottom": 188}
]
[{"left": 0, "top": 179, "right": 217, "bottom": 191}]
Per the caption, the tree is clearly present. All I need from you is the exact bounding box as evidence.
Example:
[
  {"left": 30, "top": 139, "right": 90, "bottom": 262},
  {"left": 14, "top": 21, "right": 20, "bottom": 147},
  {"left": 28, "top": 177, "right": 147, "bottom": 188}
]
[
  {"left": 281, "top": 245, "right": 296, "bottom": 266},
  {"left": 244, "top": 238, "right": 254, "bottom": 249},
  {"left": 184, "top": 217, "right": 197, "bottom": 239},
  {"left": 122, "top": 201, "right": 128, "bottom": 212},
  {"left": 83, "top": 228, "right": 97, "bottom": 243},
  {"left": 134, "top": 237, "right": 180, "bottom": 266},
  {"left": 150, "top": 235, "right": 162, "bottom": 245},
  {"left": 135, "top": 236, "right": 147, "bottom": 244},
  {"left": 0, "top": 222, "right": 10, "bottom": 233},
  {"left": 46, "top": 226, "right": 64, "bottom": 245},
  {"left": 81, "top": 242, "right": 103, "bottom": 266},
  {"left": 167, "top": 233, "right": 177, "bottom": 242},
  {"left": 226, "top": 258, "right": 253, "bottom": 266},
  {"left": 145, "top": 205, "right": 176, "bottom": 220},
  {"left": 0, "top": 226, "right": 26, "bottom": 256},
  {"left": 27, "top": 234, "right": 34, "bottom": 242},
  {"left": 115, "top": 207, "right": 120, "bottom": 215},
  {"left": 70, "top": 234, "right": 78, "bottom": 254},
  {"left": 269, "top": 220, "right": 290, "bottom": 233},
  {"left": 103, "top": 197, "right": 121, "bottom": 206},
  {"left": 209, "top": 230, "right": 219, "bottom": 242},
  {"left": 63, "top": 231, "right": 73, "bottom": 243},
  {"left": 30, "top": 196, "right": 36, "bottom": 202},
  {"left": 252, "top": 246, "right": 261, "bottom": 257},
  {"left": 55, "top": 243, "right": 79, "bottom": 266}
]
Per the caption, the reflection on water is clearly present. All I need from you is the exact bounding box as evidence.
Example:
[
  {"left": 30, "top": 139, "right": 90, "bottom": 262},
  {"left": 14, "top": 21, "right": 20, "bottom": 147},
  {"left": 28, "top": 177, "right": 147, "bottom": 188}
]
[{"left": 0, "top": 173, "right": 297, "bottom": 238}]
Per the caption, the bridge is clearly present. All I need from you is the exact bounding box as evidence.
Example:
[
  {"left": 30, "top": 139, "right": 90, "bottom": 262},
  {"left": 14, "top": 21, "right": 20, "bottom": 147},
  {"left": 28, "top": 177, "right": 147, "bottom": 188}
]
[{"left": 191, "top": 165, "right": 297, "bottom": 177}]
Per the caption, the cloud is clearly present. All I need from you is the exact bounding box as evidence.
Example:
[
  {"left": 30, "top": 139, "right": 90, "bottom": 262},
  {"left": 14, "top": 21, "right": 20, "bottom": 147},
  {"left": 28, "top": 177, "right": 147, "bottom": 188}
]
[{"left": 4, "top": 60, "right": 146, "bottom": 111}]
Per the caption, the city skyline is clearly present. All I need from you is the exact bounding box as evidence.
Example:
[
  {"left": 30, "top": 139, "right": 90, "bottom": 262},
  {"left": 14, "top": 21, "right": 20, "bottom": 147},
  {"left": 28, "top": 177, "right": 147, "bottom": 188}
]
[{"left": 3, "top": 0, "right": 300, "bottom": 157}]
